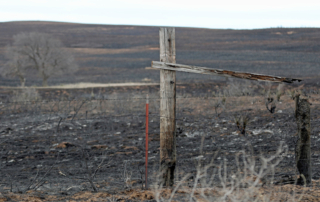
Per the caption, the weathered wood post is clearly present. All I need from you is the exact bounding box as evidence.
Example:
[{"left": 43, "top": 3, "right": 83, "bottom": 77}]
[
  {"left": 295, "top": 95, "right": 312, "bottom": 185},
  {"left": 159, "top": 28, "right": 176, "bottom": 187}
]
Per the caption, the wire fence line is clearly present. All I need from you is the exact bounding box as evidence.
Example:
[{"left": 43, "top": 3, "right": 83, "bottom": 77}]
[{"left": 0, "top": 93, "right": 320, "bottom": 194}]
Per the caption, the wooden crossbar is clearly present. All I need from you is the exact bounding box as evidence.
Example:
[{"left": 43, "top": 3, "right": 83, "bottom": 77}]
[{"left": 152, "top": 61, "right": 302, "bottom": 83}]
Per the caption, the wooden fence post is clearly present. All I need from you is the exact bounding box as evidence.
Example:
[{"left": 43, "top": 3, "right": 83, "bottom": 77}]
[
  {"left": 159, "top": 28, "right": 176, "bottom": 187},
  {"left": 295, "top": 95, "right": 312, "bottom": 185}
]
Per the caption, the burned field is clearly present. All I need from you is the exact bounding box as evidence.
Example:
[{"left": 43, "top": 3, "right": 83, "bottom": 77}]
[
  {"left": 1, "top": 22, "right": 320, "bottom": 87},
  {"left": 0, "top": 81, "right": 320, "bottom": 201}
]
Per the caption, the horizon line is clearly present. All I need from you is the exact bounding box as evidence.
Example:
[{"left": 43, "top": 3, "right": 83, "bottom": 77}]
[{"left": 1, "top": 20, "right": 320, "bottom": 31}]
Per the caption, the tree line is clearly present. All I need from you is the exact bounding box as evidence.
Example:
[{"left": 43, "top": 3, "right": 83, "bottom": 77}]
[{"left": 0, "top": 32, "right": 78, "bottom": 86}]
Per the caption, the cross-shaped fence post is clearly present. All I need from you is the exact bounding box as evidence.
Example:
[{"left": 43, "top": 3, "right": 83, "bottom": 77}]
[{"left": 154, "top": 27, "right": 303, "bottom": 187}]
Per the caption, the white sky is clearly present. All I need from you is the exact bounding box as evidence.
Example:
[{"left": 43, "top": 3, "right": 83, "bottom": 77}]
[{"left": 1, "top": 0, "right": 320, "bottom": 29}]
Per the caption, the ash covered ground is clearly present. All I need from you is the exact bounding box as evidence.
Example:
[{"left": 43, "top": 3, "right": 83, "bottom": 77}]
[{"left": 0, "top": 81, "right": 320, "bottom": 201}]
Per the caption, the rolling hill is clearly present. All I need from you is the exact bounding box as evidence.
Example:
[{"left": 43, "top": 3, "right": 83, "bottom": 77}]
[{"left": 0, "top": 21, "right": 319, "bottom": 86}]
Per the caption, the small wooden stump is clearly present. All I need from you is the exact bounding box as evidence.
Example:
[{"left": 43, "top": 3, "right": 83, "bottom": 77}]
[{"left": 295, "top": 95, "right": 312, "bottom": 185}]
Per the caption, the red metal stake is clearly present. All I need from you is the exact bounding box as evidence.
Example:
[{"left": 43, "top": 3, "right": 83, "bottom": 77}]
[{"left": 145, "top": 94, "right": 149, "bottom": 189}]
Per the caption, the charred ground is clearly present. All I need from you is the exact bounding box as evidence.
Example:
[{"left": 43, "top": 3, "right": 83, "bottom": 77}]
[{"left": 0, "top": 82, "right": 320, "bottom": 201}]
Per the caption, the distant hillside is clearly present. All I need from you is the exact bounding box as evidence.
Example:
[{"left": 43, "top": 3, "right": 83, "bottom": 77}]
[{"left": 0, "top": 21, "right": 320, "bottom": 86}]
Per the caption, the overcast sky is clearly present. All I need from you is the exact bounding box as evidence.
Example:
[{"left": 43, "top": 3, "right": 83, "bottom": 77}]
[{"left": 1, "top": 0, "right": 320, "bottom": 29}]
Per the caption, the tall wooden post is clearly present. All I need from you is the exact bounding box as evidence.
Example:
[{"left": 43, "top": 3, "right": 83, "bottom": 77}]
[
  {"left": 159, "top": 28, "right": 176, "bottom": 187},
  {"left": 295, "top": 95, "right": 312, "bottom": 185}
]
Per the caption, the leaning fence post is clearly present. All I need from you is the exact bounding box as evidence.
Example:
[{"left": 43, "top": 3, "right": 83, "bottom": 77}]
[
  {"left": 159, "top": 27, "right": 176, "bottom": 187},
  {"left": 295, "top": 95, "right": 312, "bottom": 185}
]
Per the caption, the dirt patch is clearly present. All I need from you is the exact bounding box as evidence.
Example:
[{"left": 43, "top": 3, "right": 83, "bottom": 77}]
[
  {"left": 0, "top": 82, "right": 159, "bottom": 89},
  {"left": 71, "top": 46, "right": 159, "bottom": 55}
]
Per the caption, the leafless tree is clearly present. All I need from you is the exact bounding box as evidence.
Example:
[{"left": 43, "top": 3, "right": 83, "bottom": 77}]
[
  {"left": 0, "top": 49, "right": 30, "bottom": 87},
  {"left": 1, "top": 32, "right": 78, "bottom": 86}
]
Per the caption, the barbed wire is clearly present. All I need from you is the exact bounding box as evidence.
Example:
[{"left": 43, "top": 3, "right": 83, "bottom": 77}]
[{"left": 1, "top": 95, "right": 320, "bottom": 105}]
